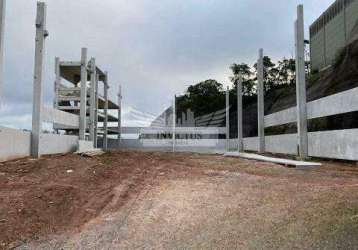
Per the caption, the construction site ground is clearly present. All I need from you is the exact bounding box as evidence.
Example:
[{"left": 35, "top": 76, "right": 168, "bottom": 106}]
[{"left": 0, "top": 150, "right": 358, "bottom": 249}]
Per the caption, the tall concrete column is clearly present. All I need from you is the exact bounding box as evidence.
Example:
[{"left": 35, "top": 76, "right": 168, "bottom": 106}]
[
  {"left": 257, "top": 48, "right": 265, "bottom": 153},
  {"left": 226, "top": 86, "right": 230, "bottom": 151},
  {"left": 117, "top": 85, "right": 122, "bottom": 141},
  {"left": 237, "top": 75, "right": 243, "bottom": 152},
  {"left": 31, "top": 2, "right": 48, "bottom": 158},
  {"left": 295, "top": 5, "right": 308, "bottom": 159},
  {"left": 0, "top": 0, "right": 5, "bottom": 106},
  {"left": 89, "top": 58, "right": 96, "bottom": 144},
  {"left": 93, "top": 73, "right": 99, "bottom": 147},
  {"left": 79, "top": 48, "right": 88, "bottom": 140},
  {"left": 172, "top": 95, "right": 176, "bottom": 153},
  {"left": 103, "top": 72, "right": 109, "bottom": 150},
  {"left": 54, "top": 57, "right": 60, "bottom": 108}
]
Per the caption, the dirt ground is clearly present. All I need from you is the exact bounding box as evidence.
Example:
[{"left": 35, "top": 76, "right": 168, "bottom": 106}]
[{"left": 0, "top": 151, "right": 358, "bottom": 249}]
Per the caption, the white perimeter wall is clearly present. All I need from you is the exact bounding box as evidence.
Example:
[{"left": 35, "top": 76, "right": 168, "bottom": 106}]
[
  {"left": 0, "top": 126, "right": 31, "bottom": 162},
  {"left": 107, "top": 129, "right": 358, "bottom": 161},
  {"left": 0, "top": 126, "right": 79, "bottom": 162},
  {"left": 242, "top": 129, "right": 358, "bottom": 161},
  {"left": 40, "top": 134, "right": 78, "bottom": 155}
]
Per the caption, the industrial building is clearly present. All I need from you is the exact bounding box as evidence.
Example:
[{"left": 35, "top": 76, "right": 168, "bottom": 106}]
[{"left": 310, "top": 0, "right": 358, "bottom": 71}]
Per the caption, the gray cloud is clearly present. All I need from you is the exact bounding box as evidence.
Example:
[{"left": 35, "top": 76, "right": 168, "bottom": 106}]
[{"left": 0, "top": 0, "right": 333, "bottom": 128}]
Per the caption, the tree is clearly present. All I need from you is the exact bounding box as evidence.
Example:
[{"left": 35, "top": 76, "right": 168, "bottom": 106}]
[
  {"left": 253, "top": 56, "right": 279, "bottom": 91},
  {"left": 229, "top": 63, "right": 255, "bottom": 96},
  {"left": 177, "top": 79, "right": 225, "bottom": 117},
  {"left": 277, "top": 58, "right": 296, "bottom": 86}
]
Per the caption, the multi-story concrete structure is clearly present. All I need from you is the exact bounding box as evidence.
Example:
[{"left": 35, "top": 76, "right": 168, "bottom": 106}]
[
  {"left": 310, "top": 0, "right": 358, "bottom": 71},
  {"left": 54, "top": 49, "right": 121, "bottom": 149}
]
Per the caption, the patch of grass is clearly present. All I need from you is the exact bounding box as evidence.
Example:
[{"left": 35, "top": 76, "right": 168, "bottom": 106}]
[
  {"left": 250, "top": 199, "right": 358, "bottom": 249},
  {"left": 314, "top": 205, "right": 358, "bottom": 249}
]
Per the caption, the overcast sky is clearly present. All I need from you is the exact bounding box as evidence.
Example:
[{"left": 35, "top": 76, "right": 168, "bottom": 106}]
[{"left": 0, "top": 0, "right": 333, "bottom": 128}]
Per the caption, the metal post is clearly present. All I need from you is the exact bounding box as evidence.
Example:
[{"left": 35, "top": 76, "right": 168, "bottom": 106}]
[
  {"left": 54, "top": 57, "right": 60, "bottom": 108},
  {"left": 89, "top": 58, "right": 96, "bottom": 144},
  {"left": 295, "top": 5, "right": 308, "bottom": 159},
  {"left": 79, "top": 48, "right": 88, "bottom": 140},
  {"left": 226, "top": 86, "right": 230, "bottom": 151},
  {"left": 0, "top": 0, "right": 5, "bottom": 106},
  {"left": 257, "top": 48, "right": 265, "bottom": 153},
  {"left": 31, "top": 2, "right": 48, "bottom": 158},
  {"left": 172, "top": 95, "right": 176, "bottom": 153},
  {"left": 103, "top": 72, "right": 109, "bottom": 150},
  {"left": 237, "top": 75, "right": 243, "bottom": 152}
]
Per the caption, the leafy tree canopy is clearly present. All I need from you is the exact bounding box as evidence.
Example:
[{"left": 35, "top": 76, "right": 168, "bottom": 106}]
[{"left": 177, "top": 79, "right": 225, "bottom": 117}]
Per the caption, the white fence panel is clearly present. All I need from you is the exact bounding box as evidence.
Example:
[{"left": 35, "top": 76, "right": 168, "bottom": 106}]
[
  {"left": 266, "top": 134, "right": 297, "bottom": 155},
  {"left": 0, "top": 126, "right": 31, "bottom": 162},
  {"left": 308, "top": 129, "right": 358, "bottom": 161},
  {"left": 40, "top": 134, "right": 78, "bottom": 155},
  {"left": 265, "top": 87, "right": 358, "bottom": 128},
  {"left": 241, "top": 130, "right": 358, "bottom": 160},
  {"left": 140, "top": 127, "right": 225, "bottom": 135},
  {"left": 243, "top": 137, "right": 259, "bottom": 151},
  {"left": 265, "top": 107, "right": 297, "bottom": 128},
  {"left": 308, "top": 87, "right": 358, "bottom": 120}
]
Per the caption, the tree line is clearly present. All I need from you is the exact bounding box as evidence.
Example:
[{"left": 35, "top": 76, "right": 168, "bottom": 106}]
[{"left": 177, "top": 56, "right": 299, "bottom": 117}]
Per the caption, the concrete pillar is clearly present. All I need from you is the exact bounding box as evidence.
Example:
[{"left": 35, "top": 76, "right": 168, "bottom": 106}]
[
  {"left": 0, "top": 0, "right": 5, "bottom": 106},
  {"left": 257, "top": 48, "right": 265, "bottom": 153},
  {"left": 93, "top": 73, "right": 99, "bottom": 147},
  {"left": 31, "top": 2, "right": 48, "bottom": 158},
  {"left": 172, "top": 95, "right": 176, "bottom": 153},
  {"left": 54, "top": 57, "right": 60, "bottom": 109},
  {"left": 79, "top": 48, "right": 88, "bottom": 140},
  {"left": 89, "top": 58, "right": 96, "bottom": 144},
  {"left": 295, "top": 5, "right": 308, "bottom": 159},
  {"left": 103, "top": 72, "right": 109, "bottom": 150},
  {"left": 237, "top": 75, "right": 243, "bottom": 152},
  {"left": 226, "top": 86, "right": 230, "bottom": 151},
  {"left": 117, "top": 85, "right": 122, "bottom": 141}
]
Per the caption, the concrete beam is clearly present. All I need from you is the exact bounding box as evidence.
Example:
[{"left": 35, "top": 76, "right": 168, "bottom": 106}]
[
  {"left": 0, "top": 0, "right": 5, "bottom": 106},
  {"left": 257, "top": 48, "right": 265, "bottom": 153},
  {"left": 103, "top": 72, "right": 109, "bottom": 150},
  {"left": 237, "top": 75, "right": 243, "bottom": 152},
  {"left": 295, "top": 5, "right": 308, "bottom": 159},
  {"left": 59, "top": 61, "right": 81, "bottom": 67},
  {"left": 31, "top": 2, "right": 48, "bottom": 158},
  {"left": 79, "top": 48, "right": 88, "bottom": 140},
  {"left": 225, "top": 152, "right": 321, "bottom": 168},
  {"left": 42, "top": 106, "right": 79, "bottom": 127}
]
